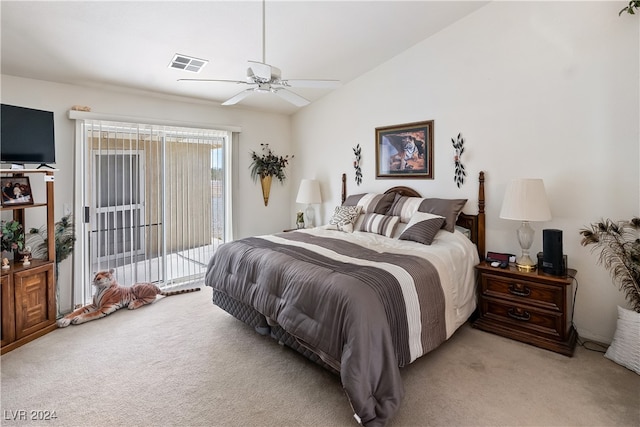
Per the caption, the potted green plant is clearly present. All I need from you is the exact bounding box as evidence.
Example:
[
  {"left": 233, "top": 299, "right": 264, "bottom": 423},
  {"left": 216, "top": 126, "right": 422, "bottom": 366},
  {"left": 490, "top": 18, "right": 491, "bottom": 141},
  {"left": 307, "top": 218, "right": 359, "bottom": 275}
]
[
  {"left": 1, "top": 219, "right": 25, "bottom": 258},
  {"left": 27, "top": 215, "right": 76, "bottom": 318},
  {"left": 27, "top": 214, "right": 76, "bottom": 280},
  {"left": 250, "top": 143, "right": 293, "bottom": 206}
]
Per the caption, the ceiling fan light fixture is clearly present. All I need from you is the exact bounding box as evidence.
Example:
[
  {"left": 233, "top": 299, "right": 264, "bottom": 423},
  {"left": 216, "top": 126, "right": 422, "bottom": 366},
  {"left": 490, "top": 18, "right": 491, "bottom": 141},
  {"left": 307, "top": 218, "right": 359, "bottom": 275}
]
[{"left": 168, "top": 54, "right": 208, "bottom": 73}]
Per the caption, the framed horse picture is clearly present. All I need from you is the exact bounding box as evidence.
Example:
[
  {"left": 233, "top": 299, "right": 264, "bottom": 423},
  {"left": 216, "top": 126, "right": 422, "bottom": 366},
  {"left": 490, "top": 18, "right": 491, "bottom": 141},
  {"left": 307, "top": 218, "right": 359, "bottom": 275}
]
[{"left": 375, "top": 120, "right": 434, "bottom": 179}]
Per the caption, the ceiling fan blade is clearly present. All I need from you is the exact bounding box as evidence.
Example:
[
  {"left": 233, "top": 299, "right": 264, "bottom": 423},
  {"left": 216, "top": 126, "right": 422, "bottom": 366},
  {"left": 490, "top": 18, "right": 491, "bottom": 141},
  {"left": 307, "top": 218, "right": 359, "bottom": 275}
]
[
  {"left": 280, "top": 79, "right": 341, "bottom": 89},
  {"left": 247, "top": 61, "right": 272, "bottom": 81},
  {"left": 221, "top": 89, "right": 255, "bottom": 106},
  {"left": 273, "top": 89, "right": 310, "bottom": 107},
  {"left": 178, "top": 78, "right": 250, "bottom": 85}
]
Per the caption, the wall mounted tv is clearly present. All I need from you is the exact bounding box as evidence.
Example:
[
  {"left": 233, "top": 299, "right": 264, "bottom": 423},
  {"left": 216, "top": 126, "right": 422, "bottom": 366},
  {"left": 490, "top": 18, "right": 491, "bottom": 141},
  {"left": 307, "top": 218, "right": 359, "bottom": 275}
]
[{"left": 1, "top": 104, "right": 56, "bottom": 168}]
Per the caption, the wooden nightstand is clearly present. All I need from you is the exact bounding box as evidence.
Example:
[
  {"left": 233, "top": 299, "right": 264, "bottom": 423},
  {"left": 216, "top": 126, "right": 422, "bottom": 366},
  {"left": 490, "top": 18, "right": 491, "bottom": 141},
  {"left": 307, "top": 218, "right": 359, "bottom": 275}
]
[{"left": 473, "top": 263, "right": 577, "bottom": 356}]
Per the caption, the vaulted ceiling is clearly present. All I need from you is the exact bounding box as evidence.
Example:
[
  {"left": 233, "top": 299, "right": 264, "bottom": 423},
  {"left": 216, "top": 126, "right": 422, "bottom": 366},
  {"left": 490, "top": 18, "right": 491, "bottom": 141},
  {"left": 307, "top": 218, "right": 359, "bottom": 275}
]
[{"left": 1, "top": 1, "right": 488, "bottom": 115}]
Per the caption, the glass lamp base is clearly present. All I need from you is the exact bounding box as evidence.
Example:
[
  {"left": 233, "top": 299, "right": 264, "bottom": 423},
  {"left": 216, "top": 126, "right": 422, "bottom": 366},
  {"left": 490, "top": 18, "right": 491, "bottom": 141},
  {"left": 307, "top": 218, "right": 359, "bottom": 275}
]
[
  {"left": 516, "top": 221, "right": 537, "bottom": 271},
  {"left": 304, "top": 205, "right": 315, "bottom": 228}
]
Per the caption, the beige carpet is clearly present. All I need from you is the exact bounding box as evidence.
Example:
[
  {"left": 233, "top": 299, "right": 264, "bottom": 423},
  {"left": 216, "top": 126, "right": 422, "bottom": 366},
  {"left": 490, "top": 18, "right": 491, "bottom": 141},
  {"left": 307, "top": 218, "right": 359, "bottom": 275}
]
[{"left": 1, "top": 287, "right": 638, "bottom": 427}]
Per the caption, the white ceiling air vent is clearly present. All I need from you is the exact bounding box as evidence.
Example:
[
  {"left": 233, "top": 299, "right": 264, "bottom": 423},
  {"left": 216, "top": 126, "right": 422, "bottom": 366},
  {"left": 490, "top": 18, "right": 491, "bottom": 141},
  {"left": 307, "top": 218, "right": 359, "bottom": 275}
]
[{"left": 168, "top": 54, "right": 208, "bottom": 73}]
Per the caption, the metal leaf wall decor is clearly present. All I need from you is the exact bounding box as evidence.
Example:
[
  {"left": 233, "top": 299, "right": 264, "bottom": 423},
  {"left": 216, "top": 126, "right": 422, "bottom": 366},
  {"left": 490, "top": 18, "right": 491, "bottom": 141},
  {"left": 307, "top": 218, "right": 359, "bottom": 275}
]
[
  {"left": 353, "top": 144, "right": 362, "bottom": 186},
  {"left": 452, "top": 133, "right": 466, "bottom": 188}
]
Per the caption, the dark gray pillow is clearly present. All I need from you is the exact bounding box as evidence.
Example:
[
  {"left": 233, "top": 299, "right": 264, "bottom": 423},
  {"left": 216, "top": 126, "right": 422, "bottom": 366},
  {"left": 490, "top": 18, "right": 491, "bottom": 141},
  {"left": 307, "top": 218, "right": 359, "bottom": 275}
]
[
  {"left": 418, "top": 198, "right": 467, "bottom": 232},
  {"left": 399, "top": 212, "right": 446, "bottom": 245}
]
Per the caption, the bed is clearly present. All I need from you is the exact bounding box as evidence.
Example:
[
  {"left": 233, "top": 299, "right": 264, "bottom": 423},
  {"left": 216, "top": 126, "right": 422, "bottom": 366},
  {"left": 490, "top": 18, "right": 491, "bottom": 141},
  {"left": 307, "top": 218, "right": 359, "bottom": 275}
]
[{"left": 205, "top": 171, "right": 486, "bottom": 427}]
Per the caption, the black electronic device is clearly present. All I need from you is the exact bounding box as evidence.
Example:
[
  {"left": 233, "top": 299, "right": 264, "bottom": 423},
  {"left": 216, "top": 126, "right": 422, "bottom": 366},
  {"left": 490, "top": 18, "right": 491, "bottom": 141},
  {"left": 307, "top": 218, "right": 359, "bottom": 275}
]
[
  {"left": 1, "top": 104, "right": 56, "bottom": 167},
  {"left": 538, "top": 252, "right": 567, "bottom": 276},
  {"left": 542, "top": 229, "right": 566, "bottom": 276}
]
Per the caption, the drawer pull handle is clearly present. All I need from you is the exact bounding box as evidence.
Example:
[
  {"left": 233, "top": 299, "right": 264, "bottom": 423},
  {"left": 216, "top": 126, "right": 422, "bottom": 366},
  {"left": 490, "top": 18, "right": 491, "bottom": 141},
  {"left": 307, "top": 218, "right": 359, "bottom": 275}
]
[
  {"left": 507, "top": 308, "right": 531, "bottom": 322},
  {"left": 508, "top": 284, "right": 531, "bottom": 297}
]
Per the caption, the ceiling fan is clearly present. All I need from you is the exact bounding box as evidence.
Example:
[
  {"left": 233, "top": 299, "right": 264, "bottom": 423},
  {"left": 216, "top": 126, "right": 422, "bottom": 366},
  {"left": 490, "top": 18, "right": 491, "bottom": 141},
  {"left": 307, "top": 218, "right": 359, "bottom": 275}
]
[{"left": 178, "top": 0, "right": 340, "bottom": 107}]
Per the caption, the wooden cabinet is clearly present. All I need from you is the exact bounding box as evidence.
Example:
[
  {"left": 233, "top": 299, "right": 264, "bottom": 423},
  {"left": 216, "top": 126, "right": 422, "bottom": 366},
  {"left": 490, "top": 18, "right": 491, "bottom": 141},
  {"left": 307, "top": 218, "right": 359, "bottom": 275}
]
[
  {"left": 1, "top": 260, "right": 56, "bottom": 353},
  {"left": 473, "top": 263, "right": 577, "bottom": 356},
  {"left": 1, "top": 169, "right": 56, "bottom": 354}
]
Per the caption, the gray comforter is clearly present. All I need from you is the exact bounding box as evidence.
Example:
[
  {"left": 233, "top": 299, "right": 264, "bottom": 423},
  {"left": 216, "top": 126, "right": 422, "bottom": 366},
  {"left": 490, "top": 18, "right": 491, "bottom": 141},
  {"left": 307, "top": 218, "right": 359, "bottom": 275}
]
[{"left": 205, "top": 231, "right": 448, "bottom": 427}]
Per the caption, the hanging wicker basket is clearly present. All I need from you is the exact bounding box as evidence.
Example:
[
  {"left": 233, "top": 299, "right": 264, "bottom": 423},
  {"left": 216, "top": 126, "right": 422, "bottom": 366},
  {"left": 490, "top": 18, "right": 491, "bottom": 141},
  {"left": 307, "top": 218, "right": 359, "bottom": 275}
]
[{"left": 260, "top": 175, "right": 272, "bottom": 206}]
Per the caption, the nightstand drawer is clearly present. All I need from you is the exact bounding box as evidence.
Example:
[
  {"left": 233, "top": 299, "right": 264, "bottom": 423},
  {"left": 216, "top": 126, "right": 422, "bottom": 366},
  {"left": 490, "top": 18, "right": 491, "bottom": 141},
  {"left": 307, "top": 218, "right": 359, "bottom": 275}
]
[
  {"left": 480, "top": 273, "right": 564, "bottom": 312},
  {"left": 480, "top": 297, "right": 564, "bottom": 340}
]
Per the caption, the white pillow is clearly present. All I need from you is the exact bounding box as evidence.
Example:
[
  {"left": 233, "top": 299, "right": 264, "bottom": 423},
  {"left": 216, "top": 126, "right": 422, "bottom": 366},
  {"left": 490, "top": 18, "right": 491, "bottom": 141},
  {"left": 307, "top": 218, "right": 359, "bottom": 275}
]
[{"left": 604, "top": 306, "right": 640, "bottom": 375}]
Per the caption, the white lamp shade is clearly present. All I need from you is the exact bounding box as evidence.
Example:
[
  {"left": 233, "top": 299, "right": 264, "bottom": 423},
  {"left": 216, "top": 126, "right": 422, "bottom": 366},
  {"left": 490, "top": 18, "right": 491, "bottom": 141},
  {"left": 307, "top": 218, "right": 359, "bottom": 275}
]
[
  {"left": 296, "top": 179, "right": 322, "bottom": 204},
  {"left": 499, "top": 178, "right": 551, "bottom": 221}
]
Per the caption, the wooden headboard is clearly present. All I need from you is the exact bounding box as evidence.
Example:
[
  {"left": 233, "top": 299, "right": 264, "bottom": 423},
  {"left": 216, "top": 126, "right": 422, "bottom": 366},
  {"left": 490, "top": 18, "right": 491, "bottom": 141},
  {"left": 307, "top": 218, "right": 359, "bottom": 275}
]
[{"left": 340, "top": 172, "right": 486, "bottom": 260}]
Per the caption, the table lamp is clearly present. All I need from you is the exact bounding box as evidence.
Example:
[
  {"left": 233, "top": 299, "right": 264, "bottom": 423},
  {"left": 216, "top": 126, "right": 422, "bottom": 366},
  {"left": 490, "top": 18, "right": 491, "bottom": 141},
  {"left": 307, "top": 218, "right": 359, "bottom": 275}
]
[
  {"left": 499, "top": 178, "right": 551, "bottom": 271},
  {"left": 296, "top": 179, "right": 321, "bottom": 228}
]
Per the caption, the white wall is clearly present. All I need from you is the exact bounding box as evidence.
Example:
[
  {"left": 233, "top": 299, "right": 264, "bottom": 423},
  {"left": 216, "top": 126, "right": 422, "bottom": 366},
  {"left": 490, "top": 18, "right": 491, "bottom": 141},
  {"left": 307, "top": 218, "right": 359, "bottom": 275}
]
[
  {"left": 1, "top": 75, "right": 293, "bottom": 313},
  {"left": 291, "top": 1, "right": 639, "bottom": 343}
]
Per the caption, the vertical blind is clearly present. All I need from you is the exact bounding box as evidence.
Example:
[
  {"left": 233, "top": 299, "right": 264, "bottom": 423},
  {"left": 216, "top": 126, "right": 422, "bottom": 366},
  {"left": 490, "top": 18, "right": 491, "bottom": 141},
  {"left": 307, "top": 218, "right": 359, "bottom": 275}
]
[{"left": 80, "top": 119, "right": 228, "bottom": 299}]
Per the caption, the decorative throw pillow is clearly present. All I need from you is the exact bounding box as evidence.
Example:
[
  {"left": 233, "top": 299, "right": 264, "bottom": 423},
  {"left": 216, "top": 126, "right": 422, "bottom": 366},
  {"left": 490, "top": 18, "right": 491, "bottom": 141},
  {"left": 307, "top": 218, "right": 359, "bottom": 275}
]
[
  {"left": 358, "top": 213, "right": 400, "bottom": 238},
  {"left": 604, "top": 306, "right": 640, "bottom": 375},
  {"left": 399, "top": 212, "right": 446, "bottom": 245},
  {"left": 342, "top": 192, "right": 396, "bottom": 214},
  {"left": 417, "top": 198, "right": 467, "bottom": 233},
  {"left": 327, "top": 205, "right": 362, "bottom": 233}
]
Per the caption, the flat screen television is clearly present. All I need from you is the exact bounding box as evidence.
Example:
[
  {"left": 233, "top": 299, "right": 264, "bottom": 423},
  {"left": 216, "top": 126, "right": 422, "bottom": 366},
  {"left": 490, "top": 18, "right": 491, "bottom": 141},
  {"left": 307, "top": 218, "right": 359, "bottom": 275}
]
[{"left": 1, "top": 104, "right": 56, "bottom": 167}]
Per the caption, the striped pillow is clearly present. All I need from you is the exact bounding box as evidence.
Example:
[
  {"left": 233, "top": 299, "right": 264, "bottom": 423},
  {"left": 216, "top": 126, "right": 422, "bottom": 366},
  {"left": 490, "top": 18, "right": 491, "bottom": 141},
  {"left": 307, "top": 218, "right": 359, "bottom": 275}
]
[
  {"left": 327, "top": 205, "right": 362, "bottom": 233},
  {"left": 399, "top": 212, "right": 446, "bottom": 245},
  {"left": 358, "top": 213, "right": 400, "bottom": 238},
  {"left": 342, "top": 192, "right": 395, "bottom": 214},
  {"left": 387, "top": 196, "right": 425, "bottom": 223}
]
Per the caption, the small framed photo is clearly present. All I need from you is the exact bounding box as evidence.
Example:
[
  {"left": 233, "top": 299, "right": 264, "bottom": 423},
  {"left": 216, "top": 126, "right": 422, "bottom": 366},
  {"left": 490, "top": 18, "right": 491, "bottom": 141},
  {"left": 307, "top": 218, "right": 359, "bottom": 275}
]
[
  {"left": 1, "top": 176, "right": 34, "bottom": 206},
  {"left": 375, "top": 120, "right": 434, "bottom": 179}
]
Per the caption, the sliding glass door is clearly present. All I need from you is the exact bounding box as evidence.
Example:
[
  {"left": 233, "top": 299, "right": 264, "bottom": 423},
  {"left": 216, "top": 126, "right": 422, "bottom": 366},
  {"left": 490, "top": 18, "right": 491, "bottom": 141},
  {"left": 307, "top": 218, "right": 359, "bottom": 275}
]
[{"left": 76, "top": 119, "right": 229, "bottom": 302}]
